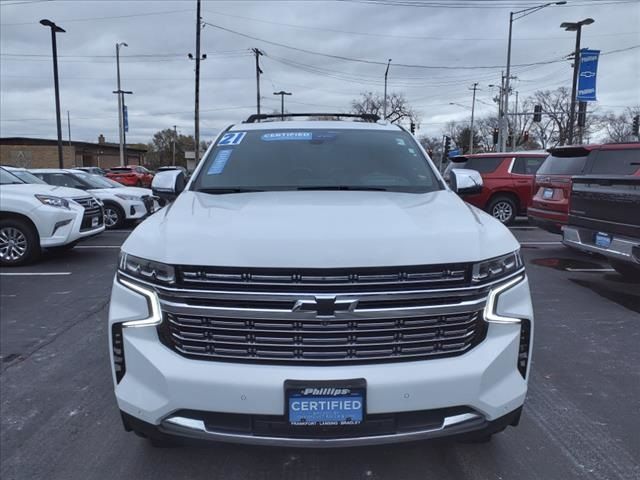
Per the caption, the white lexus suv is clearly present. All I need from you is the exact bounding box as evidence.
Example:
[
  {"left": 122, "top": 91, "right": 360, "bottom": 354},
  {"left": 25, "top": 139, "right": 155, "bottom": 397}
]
[
  {"left": 30, "top": 169, "right": 156, "bottom": 229},
  {"left": 109, "top": 115, "right": 533, "bottom": 447},
  {"left": 0, "top": 167, "right": 104, "bottom": 265}
]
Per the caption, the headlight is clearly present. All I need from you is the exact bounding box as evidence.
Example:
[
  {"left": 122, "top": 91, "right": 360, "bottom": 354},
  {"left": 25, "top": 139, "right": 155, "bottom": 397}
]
[
  {"left": 35, "top": 194, "right": 69, "bottom": 209},
  {"left": 472, "top": 250, "right": 523, "bottom": 284},
  {"left": 115, "top": 193, "right": 140, "bottom": 201},
  {"left": 118, "top": 252, "right": 175, "bottom": 284}
]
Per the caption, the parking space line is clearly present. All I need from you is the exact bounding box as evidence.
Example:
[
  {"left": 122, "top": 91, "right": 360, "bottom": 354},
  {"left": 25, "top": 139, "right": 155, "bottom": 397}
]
[
  {"left": 520, "top": 241, "right": 563, "bottom": 245},
  {"left": 566, "top": 268, "right": 615, "bottom": 272},
  {"left": 0, "top": 272, "right": 71, "bottom": 276},
  {"left": 75, "top": 245, "right": 120, "bottom": 249}
]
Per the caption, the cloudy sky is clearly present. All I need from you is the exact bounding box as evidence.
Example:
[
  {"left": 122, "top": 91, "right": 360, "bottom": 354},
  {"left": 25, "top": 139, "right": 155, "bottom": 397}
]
[{"left": 1, "top": 0, "right": 638, "bottom": 145}]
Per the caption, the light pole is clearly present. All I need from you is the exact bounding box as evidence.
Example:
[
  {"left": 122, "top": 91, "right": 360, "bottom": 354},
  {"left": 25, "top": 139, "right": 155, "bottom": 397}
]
[
  {"left": 115, "top": 42, "right": 128, "bottom": 166},
  {"left": 469, "top": 83, "right": 478, "bottom": 154},
  {"left": 40, "top": 19, "right": 65, "bottom": 169},
  {"left": 273, "top": 91, "right": 292, "bottom": 120},
  {"left": 172, "top": 125, "right": 177, "bottom": 166},
  {"left": 561, "top": 18, "right": 594, "bottom": 145},
  {"left": 502, "top": 1, "right": 566, "bottom": 151},
  {"left": 383, "top": 58, "right": 392, "bottom": 120}
]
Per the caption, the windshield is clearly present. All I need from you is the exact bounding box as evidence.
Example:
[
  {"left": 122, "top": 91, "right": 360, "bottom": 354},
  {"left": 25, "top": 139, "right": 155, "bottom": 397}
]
[
  {"left": 537, "top": 154, "right": 588, "bottom": 175},
  {"left": 72, "top": 171, "right": 113, "bottom": 188},
  {"left": 0, "top": 168, "right": 24, "bottom": 185},
  {"left": 102, "top": 177, "right": 126, "bottom": 187},
  {"left": 192, "top": 128, "right": 441, "bottom": 193},
  {"left": 11, "top": 170, "right": 47, "bottom": 185}
]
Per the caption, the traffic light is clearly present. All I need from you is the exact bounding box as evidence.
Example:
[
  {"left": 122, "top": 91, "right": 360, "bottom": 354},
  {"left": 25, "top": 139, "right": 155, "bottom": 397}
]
[
  {"left": 577, "top": 102, "right": 587, "bottom": 127},
  {"left": 533, "top": 104, "right": 542, "bottom": 122},
  {"left": 492, "top": 128, "right": 499, "bottom": 145},
  {"left": 633, "top": 115, "right": 639, "bottom": 136},
  {"left": 410, "top": 121, "right": 416, "bottom": 134},
  {"left": 443, "top": 136, "right": 451, "bottom": 158}
]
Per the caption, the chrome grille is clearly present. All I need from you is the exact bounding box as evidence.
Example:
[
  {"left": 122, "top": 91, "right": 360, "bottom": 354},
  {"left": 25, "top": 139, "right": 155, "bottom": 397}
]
[
  {"left": 75, "top": 197, "right": 103, "bottom": 231},
  {"left": 151, "top": 264, "right": 488, "bottom": 365}
]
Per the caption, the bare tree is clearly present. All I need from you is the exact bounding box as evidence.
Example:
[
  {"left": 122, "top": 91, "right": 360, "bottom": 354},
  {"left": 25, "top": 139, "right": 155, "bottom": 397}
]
[
  {"left": 351, "top": 91, "right": 418, "bottom": 124},
  {"left": 597, "top": 106, "right": 640, "bottom": 142}
]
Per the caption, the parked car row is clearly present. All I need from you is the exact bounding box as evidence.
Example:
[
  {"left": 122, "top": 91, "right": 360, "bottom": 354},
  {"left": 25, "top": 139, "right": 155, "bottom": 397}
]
[
  {"left": 0, "top": 166, "right": 161, "bottom": 265},
  {"left": 73, "top": 165, "right": 188, "bottom": 188},
  {"left": 448, "top": 142, "right": 640, "bottom": 227}
]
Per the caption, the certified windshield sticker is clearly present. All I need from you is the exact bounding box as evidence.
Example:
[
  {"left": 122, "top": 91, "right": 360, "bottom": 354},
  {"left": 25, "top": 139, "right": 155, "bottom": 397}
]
[
  {"left": 207, "top": 149, "right": 232, "bottom": 175},
  {"left": 218, "top": 132, "right": 246, "bottom": 146},
  {"left": 261, "top": 132, "right": 312, "bottom": 141}
]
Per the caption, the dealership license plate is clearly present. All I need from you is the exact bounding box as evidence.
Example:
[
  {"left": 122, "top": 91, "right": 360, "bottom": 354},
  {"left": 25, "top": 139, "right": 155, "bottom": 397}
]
[
  {"left": 91, "top": 216, "right": 99, "bottom": 227},
  {"left": 594, "top": 232, "right": 612, "bottom": 248},
  {"left": 543, "top": 188, "right": 554, "bottom": 199},
  {"left": 286, "top": 379, "right": 365, "bottom": 426}
]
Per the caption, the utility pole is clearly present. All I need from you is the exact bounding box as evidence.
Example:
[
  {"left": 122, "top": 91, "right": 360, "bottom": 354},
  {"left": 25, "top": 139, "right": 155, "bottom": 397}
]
[
  {"left": 469, "top": 82, "right": 478, "bottom": 154},
  {"left": 66, "top": 110, "right": 72, "bottom": 165},
  {"left": 252, "top": 48, "right": 264, "bottom": 117},
  {"left": 114, "top": 42, "right": 128, "bottom": 166},
  {"left": 40, "top": 19, "right": 65, "bottom": 169},
  {"left": 561, "top": 18, "right": 594, "bottom": 145},
  {"left": 512, "top": 90, "right": 519, "bottom": 151},
  {"left": 383, "top": 58, "right": 392, "bottom": 120},
  {"left": 172, "top": 125, "right": 177, "bottom": 166},
  {"left": 194, "top": 0, "right": 202, "bottom": 163},
  {"left": 273, "top": 91, "right": 292, "bottom": 120}
]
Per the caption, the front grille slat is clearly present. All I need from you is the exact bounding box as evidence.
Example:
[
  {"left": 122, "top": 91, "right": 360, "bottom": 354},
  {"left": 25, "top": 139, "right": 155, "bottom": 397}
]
[{"left": 75, "top": 196, "right": 104, "bottom": 231}]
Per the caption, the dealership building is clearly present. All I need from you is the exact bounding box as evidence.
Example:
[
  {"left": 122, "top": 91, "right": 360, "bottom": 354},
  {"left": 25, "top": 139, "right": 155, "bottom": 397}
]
[{"left": 0, "top": 135, "right": 146, "bottom": 169}]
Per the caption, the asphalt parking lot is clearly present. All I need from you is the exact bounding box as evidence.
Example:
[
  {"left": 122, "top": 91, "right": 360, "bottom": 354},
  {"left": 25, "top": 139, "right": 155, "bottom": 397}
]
[{"left": 1, "top": 222, "right": 638, "bottom": 480}]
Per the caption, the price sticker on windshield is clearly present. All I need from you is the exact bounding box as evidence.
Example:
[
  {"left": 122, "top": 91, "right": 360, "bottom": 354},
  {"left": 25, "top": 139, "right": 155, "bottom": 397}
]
[{"left": 207, "top": 149, "right": 233, "bottom": 175}]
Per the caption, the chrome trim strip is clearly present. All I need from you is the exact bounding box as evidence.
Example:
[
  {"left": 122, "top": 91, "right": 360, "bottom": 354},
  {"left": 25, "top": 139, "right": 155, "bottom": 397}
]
[
  {"left": 118, "top": 268, "right": 525, "bottom": 300},
  {"left": 160, "top": 412, "right": 485, "bottom": 447}
]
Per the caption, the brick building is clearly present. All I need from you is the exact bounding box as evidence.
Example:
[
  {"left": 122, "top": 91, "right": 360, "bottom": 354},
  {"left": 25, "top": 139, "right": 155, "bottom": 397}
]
[{"left": 0, "top": 135, "right": 146, "bottom": 169}]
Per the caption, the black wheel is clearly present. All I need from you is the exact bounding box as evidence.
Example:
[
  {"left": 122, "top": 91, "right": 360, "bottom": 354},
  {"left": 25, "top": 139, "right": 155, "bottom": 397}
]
[
  {"left": 103, "top": 203, "right": 125, "bottom": 229},
  {"left": 47, "top": 241, "right": 79, "bottom": 253},
  {"left": 0, "top": 218, "right": 40, "bottom": 266},
  {"left": 487, "top": 196, "right": 517, "bottom": 225},
  {"left": 609, "top": 260, "right": 640, "bottom": 281}
]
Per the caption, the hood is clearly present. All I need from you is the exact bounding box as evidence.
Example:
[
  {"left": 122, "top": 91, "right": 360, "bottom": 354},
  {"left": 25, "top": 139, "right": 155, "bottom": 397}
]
[
  {"left": 88, "top": 187, "right": 151, "bottom": 198},
  {"left": 2, "top": 183, "right": 92, "bottom": 199},
  {"left": 124, "top": 190, "right": 520, "bottom": 268}
]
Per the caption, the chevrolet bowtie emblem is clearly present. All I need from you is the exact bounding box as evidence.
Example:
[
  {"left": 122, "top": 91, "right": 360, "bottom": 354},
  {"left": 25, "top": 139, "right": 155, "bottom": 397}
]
[{"left": 292, "top": 296, "right": 359, "bottom": 316}]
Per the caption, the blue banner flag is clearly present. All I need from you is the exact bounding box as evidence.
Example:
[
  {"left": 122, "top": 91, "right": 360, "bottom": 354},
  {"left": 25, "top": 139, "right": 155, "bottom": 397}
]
[
  {"left": 447, "top": 148, "right": 461, "bottom": 158},
  {"left": 123, "top": 105, "right": 129, "bottom": 133},
  {"left": 577, "top": 49, "right": 600, "bottom": 102}
]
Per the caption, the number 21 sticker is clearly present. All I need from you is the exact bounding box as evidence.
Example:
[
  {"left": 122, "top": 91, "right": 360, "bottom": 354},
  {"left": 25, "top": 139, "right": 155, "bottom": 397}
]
[{"left": 218, "top": 132, "right": 246, "bottom": 146}]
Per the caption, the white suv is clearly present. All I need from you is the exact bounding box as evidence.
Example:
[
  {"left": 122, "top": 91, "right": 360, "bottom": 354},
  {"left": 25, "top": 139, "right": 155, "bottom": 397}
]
[
  {"left": 0, "top": 167, "right": 104, "bottom": 265},
  {"left": 30, "top": 169, "right": 156, "bottom": 229},
  {"left": 109, "top": 116, "right": 533, "bottom": 447}
]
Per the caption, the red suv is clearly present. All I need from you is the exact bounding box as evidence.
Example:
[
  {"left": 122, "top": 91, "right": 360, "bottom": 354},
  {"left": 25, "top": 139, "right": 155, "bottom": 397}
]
[
  {"left": 528, "top": 143, "right": 640, "bottom": 233},
  {"left": 105, "top": 165, "right": 154, "bottom": 187},
  {"left": 445, "top": 152, "right": 547, "bottom": 224}
]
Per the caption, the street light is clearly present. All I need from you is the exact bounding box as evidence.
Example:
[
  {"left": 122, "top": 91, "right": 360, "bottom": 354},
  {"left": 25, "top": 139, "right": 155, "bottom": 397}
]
[
  {"left": 273, "top": 91, "right": 292, "bottom": 120},
  {"left": 502, "top": 1, "right": 566, "bottom": 151},
  {"left": 114, "top": 42, "right": 128, "bottom": 166},
  {"left": 40, "top": 19, "right": 66, "bottom": 169},
  {"left": 561, "top": 18, "right": 595, "bottom": 145},
  {"left": 383, "top": 59, "right": 392, "bottom": 120}
]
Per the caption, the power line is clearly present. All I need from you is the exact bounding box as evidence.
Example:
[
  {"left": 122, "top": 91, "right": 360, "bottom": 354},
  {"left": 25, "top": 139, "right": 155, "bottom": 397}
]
[
  {"left": 0, "top": 8, "right": 193, "bottom": 26},
  {"left": 339, "top": 0, "right": 637, "bottom": 8},
  {"left": 204, "top": 8, "right": 639, "bottom": 42}
]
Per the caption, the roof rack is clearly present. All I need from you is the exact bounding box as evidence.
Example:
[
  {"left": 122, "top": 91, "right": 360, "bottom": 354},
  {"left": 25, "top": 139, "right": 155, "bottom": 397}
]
[{"left": 243, "top": 113, "right": 380, "bottom": 124}]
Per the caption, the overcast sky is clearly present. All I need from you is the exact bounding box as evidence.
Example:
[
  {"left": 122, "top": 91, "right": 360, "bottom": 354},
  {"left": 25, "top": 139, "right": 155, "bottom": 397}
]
[{"left": 1, "top": 0, "right": 638, "bottom": 144}]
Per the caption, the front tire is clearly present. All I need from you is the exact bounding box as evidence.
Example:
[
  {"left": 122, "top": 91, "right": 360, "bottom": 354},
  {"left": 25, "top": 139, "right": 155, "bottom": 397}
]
[
  {"left": 487, "top": 196, "right": 517, "bottom": 225},
  {"left": 0, "top": 218, "right": 40, "bottom": 266},
  {"left": 103, "top": 203, "right": 125, "bottom": 229}
]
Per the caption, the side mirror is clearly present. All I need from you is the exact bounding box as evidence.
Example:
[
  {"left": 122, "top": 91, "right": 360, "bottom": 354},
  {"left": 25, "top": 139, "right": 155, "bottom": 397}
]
[
  {"left": 152, "top": 170, "right": 186, "bottom": 202},
  {"left": 450, "top": 169, "right": 483, "bottom": 195}
]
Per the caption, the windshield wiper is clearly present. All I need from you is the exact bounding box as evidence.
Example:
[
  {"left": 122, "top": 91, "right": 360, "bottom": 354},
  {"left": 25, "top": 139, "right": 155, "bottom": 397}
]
[
  {"left": 295, "top": 186, "right": 389, "bottom": 191},
  {"left": 196, "top": 188, "right": 266, "bottom": 194}
]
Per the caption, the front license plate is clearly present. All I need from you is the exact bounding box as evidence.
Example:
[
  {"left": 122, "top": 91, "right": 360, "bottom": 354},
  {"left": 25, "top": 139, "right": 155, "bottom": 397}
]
[
  {"left": 542, "top": 188, "right": 554, "bottom": 199},
  {"left": 594, "top": 232, "right": 612, "bottom": 248},
  {"left": 286, "top": 379, "right": 365, "bottom": 426},
  {"left": 91, "top": 216, "right": 99, "bottom": 227}
]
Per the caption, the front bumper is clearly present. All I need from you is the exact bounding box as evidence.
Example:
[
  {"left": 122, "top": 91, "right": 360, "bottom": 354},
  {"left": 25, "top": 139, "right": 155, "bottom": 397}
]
[
  {"left": 37, "top": 204, "right": 104, "bottom": 247},
  {"left": 563, "top": 226, "right": 640, "bottom": 265},
  {"left": 109, "top": 275, "right": 533, "bottom": 445}
]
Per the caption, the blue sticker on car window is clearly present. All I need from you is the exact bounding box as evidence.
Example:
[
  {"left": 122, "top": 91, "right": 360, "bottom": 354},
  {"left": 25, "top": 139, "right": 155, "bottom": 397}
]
[
  {"left": 261, "top": 132, "right": 312, "bottom": 141},
  {"left": 207, "top": 149, "right": 232, "bottom": 175},
  {"left": 218, "top": 132, "right": 246, "bottom": 146}
]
